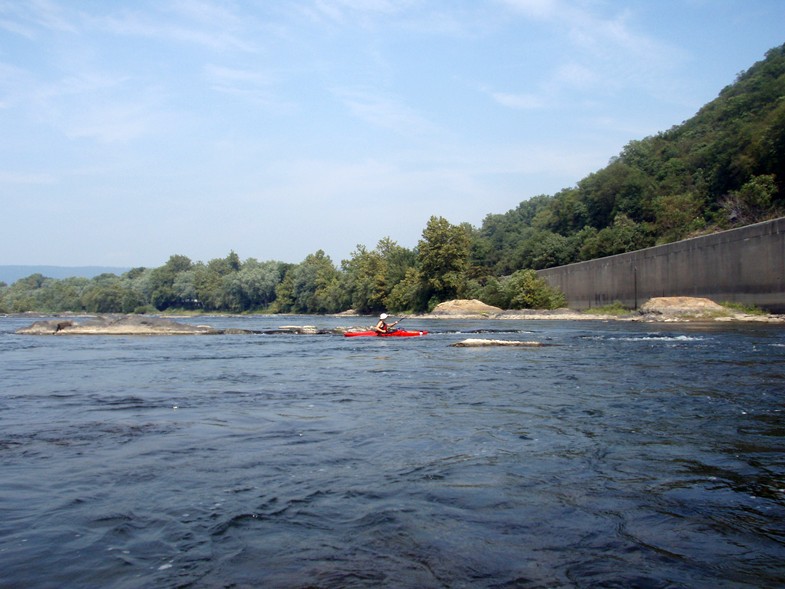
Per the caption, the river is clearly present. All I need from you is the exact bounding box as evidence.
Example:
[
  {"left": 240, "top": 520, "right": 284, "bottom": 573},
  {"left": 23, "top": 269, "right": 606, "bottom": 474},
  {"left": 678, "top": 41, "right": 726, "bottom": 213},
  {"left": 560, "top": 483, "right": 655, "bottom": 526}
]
[{"left": 1, "top": 315, "right": 783, "bottom": 588}]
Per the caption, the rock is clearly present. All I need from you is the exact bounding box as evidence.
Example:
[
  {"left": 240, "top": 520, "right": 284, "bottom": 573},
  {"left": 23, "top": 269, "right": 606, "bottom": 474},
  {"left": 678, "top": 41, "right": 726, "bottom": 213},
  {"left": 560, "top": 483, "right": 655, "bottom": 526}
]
[
  {"left": 430, "top": 299, "right": 502, "bottom": 317},
  {"left": 640, "top": 297, "right": 736, "bottom": 321},
  {"left": 640, "top": 297, "right": 728, "bottom": 317},
  {"left": 278, "top": 325, "right": 322, "bottom": 334},
  {"left": 17, "top": 315, "right": 226, "bottom": 335},
  {"left": 496, "top": 309, "right": 600, "bottom": 320},
  {"left": 451, "top": 338, "right": 545, "bottom": 347}
]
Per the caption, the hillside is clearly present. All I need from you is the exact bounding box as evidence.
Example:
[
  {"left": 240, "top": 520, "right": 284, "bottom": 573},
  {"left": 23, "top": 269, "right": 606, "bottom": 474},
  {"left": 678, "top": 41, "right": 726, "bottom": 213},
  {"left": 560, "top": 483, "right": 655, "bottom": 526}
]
[
  {"left": 0, "top": 266, "right": 130, "bottom": 286},
  {"left": 472, "top": 43, "right": 785, "bottom": 275}
]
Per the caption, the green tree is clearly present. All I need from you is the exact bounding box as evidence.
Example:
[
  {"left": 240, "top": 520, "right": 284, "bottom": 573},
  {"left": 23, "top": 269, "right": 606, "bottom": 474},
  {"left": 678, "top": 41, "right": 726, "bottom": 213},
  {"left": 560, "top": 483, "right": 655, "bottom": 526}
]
[
  {"left": 720, "top": 174, "right": 779, "bottom": 225},
  {"left": 654, "top": 192, "right": 705, "bottom": 243},
  {"left": 223, "top": 259, "right": 284, "bottom": 312},
  {"left": 514, "top": 230, "right": 573, "bottom": 270},
  {"left": 385, "top": 267, "right": 426, "bottom": 313},
  {"left": 193, "top": 253, "right": 240, "bottom": 311},
  {"left": 341, "top": 238, "right": 416, "bottom": 313},
  {"left": 418, "top": 216, "right": 471, "bottom": 307},
  {"left": 504, "top": 269, "right": 566, "bottom": 310},
  {"left": 341, "top": 244, "right": 387, "bottom": 313},
  {"left": 148, "top": 255, "right": 193, "bottom": 310},
  {"left": 275, "top": 250, "right": 340, "bottom": 314},
  {"left": 81, "top": 274, "right": 128, "bottom": 313}
]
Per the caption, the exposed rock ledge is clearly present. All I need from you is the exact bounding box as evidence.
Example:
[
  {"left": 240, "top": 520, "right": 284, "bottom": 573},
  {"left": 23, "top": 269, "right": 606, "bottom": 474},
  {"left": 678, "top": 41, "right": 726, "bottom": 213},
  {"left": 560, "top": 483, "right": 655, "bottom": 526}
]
[
  {"left": 16, "top": 315, "right": 352, "bottom": 336},
  {"left": 16, "top": 315, "right": 235, "bottom": 335}
]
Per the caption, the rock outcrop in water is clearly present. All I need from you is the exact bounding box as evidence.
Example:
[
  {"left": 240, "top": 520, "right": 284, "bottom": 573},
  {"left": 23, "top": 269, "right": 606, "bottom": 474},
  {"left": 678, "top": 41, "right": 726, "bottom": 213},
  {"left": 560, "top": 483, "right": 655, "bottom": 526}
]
[
  {"left": 16, "top": 315, "right": 232, "bottom": 335},
  {"left": 15, "top": 315, "right": 353, "bottom": 335}
]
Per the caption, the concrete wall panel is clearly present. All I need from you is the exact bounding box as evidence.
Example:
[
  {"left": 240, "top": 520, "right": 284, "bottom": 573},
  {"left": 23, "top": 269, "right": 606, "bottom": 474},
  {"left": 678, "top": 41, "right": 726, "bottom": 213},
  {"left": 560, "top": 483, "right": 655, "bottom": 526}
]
[{"left": 538, "top": 217, "right": 785, "bottom": 312}]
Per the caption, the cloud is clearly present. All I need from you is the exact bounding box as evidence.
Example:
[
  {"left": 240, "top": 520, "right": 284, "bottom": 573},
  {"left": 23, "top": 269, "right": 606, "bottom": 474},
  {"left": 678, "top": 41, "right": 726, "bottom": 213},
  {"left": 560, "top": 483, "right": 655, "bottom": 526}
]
[
  {"left": 332, "top": 87, "right": 436, "bottom": 134},
  {"left": 203, "top": 64, "right": 290, "bottom": 110},
  {"left": 490, "top": 91, "right": 545, "bottom": 110},
  {"left": 498, "top": 0, "right": 558, "bottom": 20},
  {"left": 19, "top": 70, "right": 174, "bottom": 143},
  {"left": 491, "top": 0, "right": 687, "bottom": 111},
  {"left": 94, "top": 5, "right": 256, "bottom": 53},
  {"left": 0, "top": 0, "right": 77, "bottom": 36},
  {"left": 309, "top": 0, "right": 412, "bottom": 22}
]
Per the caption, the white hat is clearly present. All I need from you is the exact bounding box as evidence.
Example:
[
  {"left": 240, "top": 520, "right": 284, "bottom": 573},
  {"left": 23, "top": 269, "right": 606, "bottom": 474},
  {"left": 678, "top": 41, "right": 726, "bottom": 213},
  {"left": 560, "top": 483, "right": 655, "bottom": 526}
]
[{"left": 380, "top": 313, "right": 388, "bottom": 319}]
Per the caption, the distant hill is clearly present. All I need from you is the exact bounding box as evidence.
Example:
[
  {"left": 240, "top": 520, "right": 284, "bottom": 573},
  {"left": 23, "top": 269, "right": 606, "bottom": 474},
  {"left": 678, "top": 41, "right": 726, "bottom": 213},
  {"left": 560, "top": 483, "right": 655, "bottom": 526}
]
[{"left": 0, "top": 266, "right": 131, "bottom": 285}]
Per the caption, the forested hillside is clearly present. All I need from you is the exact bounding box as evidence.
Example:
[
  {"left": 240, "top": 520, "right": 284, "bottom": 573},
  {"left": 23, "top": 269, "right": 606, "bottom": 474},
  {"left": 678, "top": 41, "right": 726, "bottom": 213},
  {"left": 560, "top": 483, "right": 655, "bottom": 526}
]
[
  {"left": 2, "top": 44, "right": 784, "bottom": 315},
  {"left": 472, "top": 43, "right": 785, "bottom": 275}
]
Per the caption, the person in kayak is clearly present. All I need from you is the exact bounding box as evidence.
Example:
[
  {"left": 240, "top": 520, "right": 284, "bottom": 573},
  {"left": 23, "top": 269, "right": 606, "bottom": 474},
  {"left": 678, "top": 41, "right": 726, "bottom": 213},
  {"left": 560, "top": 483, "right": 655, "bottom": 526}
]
[{"left": 373, "top": 313, "right": 400, "bottom": 334}]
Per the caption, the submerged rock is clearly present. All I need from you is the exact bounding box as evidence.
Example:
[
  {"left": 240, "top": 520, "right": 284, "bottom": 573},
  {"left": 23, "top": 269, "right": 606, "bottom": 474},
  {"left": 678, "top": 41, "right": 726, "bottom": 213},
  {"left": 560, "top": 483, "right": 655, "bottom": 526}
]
[{"left": 451, "top": 338, "right": 545, "bottom": 347}]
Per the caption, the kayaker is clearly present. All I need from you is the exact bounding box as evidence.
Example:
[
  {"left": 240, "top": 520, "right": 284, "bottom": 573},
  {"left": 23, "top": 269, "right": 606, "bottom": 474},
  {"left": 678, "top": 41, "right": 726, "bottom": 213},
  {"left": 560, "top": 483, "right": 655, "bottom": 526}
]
[{"left": 373, "top": 313, "right": 399, "bottom": 334}]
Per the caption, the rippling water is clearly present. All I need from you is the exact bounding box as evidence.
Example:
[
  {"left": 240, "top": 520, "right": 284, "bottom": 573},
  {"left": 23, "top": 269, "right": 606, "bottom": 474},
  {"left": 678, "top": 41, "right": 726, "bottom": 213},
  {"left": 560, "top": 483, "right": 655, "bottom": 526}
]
[{"left": 1, "top": 315, "right": 784, "bottom": 588}]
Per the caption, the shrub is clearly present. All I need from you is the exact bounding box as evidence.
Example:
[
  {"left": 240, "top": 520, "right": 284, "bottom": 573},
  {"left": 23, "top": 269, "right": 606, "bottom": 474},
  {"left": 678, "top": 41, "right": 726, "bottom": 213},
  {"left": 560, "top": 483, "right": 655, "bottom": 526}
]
[{"left": 504, "top": 270, "right": 566, "bottom": 310}]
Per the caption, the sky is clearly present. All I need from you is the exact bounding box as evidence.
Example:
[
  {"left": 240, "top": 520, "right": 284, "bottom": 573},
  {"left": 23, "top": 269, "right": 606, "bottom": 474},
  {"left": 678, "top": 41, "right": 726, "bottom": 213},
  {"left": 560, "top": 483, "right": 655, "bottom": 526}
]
[{"left": 1, "top": 1, "right": 784, "bottom": 268}]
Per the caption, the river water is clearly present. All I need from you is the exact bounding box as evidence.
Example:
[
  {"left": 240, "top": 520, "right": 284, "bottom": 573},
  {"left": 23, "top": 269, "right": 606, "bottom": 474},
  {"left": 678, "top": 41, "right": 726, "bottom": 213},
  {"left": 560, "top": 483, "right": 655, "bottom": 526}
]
[{"left": 1, "top": 315, "right": 783, "bottom": 588}]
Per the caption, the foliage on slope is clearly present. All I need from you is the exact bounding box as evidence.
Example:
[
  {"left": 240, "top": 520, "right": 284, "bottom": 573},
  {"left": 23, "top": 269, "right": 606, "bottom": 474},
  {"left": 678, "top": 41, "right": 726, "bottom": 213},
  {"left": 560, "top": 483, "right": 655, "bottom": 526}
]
[{"left": 473, "top": 44, "right": 785, "bottom": 275}]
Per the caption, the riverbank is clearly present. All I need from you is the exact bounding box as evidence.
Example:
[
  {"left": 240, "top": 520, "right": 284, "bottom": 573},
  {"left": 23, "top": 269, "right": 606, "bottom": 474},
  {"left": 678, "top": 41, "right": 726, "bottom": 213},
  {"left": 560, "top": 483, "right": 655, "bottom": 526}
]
[
  {"left": 8, "top": 296, "right": 785, "bottom": 335},
  {"left": 417, "top": 297, "right": 785, "bottom": 324}
]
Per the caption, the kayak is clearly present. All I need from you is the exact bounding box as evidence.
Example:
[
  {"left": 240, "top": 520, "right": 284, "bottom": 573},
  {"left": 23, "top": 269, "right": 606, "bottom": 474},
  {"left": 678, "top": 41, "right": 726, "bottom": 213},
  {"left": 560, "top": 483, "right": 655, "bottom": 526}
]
[{"left": 344, "top": 329, "right": 428, "bottom": 338}]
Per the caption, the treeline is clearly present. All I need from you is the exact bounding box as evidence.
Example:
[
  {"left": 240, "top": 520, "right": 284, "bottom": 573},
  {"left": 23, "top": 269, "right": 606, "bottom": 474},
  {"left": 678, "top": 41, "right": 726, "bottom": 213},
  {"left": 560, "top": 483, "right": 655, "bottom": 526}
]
[
  {"left": 3, "top": 44, "right": 784, "bottom": 315},
  {"left": 0, "top": 219, "right": 565, "bottom": 315},
  {"left": 475, "top": 44, "right": 785, "bottom": 274}
]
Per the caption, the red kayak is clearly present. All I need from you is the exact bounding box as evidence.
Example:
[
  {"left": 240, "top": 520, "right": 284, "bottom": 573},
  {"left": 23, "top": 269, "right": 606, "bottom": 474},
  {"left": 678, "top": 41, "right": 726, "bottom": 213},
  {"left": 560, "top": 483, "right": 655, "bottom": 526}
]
[{"left": 344, "top": 329, "right": 428, "bottom": 338}]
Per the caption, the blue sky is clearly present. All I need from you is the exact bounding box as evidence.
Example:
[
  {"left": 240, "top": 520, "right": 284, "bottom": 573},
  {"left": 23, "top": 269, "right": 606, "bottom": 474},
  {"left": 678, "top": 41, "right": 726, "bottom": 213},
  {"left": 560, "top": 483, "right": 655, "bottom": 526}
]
[{"left": 1, "top": 1, "right": 783, "bottom": 268}]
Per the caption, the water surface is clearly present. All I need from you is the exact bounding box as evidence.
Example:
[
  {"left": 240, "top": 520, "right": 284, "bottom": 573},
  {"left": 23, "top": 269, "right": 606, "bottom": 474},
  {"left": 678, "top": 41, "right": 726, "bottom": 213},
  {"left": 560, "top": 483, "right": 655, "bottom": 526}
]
[{"left": 1, "top": 316, "right": 783, "bottom": 588}]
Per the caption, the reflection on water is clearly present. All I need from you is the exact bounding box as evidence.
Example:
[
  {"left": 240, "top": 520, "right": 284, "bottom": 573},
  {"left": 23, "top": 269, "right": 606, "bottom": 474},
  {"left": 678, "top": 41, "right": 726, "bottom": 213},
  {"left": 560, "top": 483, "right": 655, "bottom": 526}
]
[{"left": 1, "top": 316, "right": 783, "bottom": 588}]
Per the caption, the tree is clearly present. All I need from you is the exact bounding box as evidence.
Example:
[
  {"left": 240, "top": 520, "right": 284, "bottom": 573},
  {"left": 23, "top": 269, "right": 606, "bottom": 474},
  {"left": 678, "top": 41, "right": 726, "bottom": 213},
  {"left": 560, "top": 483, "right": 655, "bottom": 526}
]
[
  {"left": 148, "top": 255, "right": 193, "bottom": 310},
  {"left": 504, "top": 269, "right": 566, "bottom": 310},
  {"left": 418, "top": 216, "right": 471, "bottom": 307},
  {"left": 341, "top": 244, "right": 387, "bottom": 314},
  {"left": 579, "top": 214, "right": 652, "bottom": 260},
  {"left": 385, "top": 267, "right": 426, "bottom": 313},
  {"left": 223, "top": 259, "right": 284, "bottom": 312},
  {"left": 654, "top": 192, "right": 705, "bottom": 243},
  {"left": 513, "top": 230, "right": 573, "bottom": 270},
  {"left": 720, "top": 174, "right": 779, "bottom": 226},
  {"left": 275, "top": 250, "right": 340, "bottom": 314},
  {"left": 341, "top": 238, "right": 416, "bottom": 313}
]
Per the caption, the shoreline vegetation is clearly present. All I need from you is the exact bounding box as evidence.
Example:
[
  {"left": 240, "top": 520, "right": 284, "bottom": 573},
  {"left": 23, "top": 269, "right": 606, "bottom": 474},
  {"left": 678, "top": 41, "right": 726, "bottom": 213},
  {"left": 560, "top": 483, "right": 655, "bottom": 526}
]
[{"left": 10, "top": 298, "right": 784, "bottom": 335}]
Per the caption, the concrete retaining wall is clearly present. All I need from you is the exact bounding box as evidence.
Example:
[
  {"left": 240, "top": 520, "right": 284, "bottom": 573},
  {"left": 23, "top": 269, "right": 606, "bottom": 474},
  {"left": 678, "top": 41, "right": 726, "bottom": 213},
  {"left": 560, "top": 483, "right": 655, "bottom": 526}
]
[{"left": 537, "top": 217, "right": 785, "bottom": 313}]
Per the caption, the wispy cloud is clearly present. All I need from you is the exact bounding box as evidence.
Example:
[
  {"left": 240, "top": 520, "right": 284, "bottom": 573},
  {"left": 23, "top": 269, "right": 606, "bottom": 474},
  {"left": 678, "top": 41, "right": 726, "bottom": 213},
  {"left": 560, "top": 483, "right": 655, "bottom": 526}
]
[
  {"left": 333, "top": 87, "right": 436, "bottom": 134},
  {"left": 490, "top": 91, "right": 545, "bottom": 110},
  {"left": 22, "top": 71, "right": 172, "bottom": 143},
  {"left": 0, "top": 0, "right": 77, "bottom": 36},
  {"left": 491, "top": 0, "right": 686, "bottom": 111},
  {"left": 498, "top": 0, "right": 558, "bottom": 20},
  {"left": 308, "top": 0, "right": 412, "bottom": 23},
  {"left": 93, "top": 3, "right": 257, "bottom": 53},
  {"left": 204, "top": 64, "right": 293, "bottom": 111}
]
